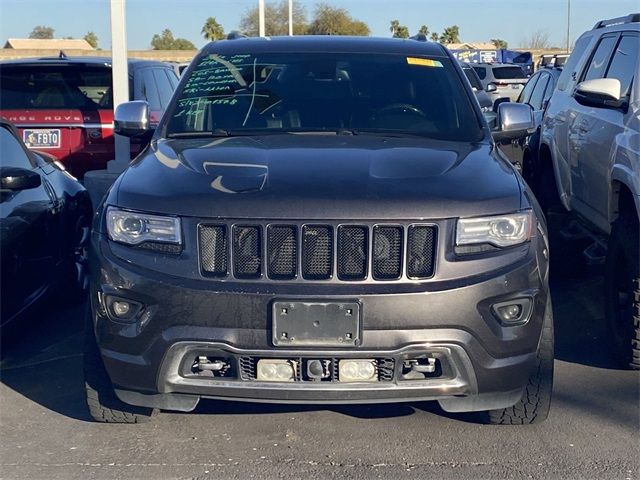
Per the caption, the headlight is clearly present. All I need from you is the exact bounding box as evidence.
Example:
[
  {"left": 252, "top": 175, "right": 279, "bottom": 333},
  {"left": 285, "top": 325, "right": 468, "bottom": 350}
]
[
  {"left": 106, "top": 207, "right": 182, "bottom": 246},
  {"left": 456, "top": 210, "right": 533, "bottom": 248}
]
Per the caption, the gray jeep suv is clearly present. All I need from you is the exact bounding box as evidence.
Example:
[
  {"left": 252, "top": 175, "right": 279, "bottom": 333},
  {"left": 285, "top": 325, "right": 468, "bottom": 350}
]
[
  {"left": 84, "top": 36, "right": 552, "bottom": 424},
  {"left": 539, "top": 14, "right": 640, "bottom": 368}
]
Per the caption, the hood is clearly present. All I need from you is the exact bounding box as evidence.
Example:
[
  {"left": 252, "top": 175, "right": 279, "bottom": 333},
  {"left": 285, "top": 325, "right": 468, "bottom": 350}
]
[{"left": 114, "top": 134, "right": 521, "bottom": 220}]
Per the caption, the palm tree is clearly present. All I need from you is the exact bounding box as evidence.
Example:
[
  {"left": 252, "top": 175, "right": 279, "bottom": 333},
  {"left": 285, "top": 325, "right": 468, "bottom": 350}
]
[{"left": 201, "top": 17, "right": 225, "bottom": 41}]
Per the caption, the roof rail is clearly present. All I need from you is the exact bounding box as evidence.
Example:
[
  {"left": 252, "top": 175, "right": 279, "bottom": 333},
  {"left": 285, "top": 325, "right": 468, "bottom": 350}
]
[
  {"left": 593, "top": 13, "right": 640, "bottom": 29},
  {"left": 410, "top": 33, "right": 428, "bottom": 42},
  {"left": 227, "top": 31, "right": 247, "bottom": 40}
]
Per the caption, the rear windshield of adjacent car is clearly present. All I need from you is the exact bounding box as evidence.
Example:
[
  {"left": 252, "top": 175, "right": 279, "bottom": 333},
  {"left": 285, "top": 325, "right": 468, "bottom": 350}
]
[
  {"left": 491, "top": 66, "right": 526, "bottom": 79},
  {"left": 166, "top": 52, "right": 483, "bottom": 142},
  {"left": 0, "top": 65, "right": 113, "bottom": 110}
]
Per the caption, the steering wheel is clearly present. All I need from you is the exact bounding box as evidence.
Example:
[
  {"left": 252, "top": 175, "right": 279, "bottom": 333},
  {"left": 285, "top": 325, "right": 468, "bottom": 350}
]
[{"left": 374, "top": 103, "right": 426, "bottom": 118}]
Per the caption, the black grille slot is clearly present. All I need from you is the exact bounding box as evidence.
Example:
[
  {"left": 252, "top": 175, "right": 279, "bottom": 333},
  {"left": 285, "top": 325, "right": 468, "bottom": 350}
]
[
  {"left": 302, "top": 225, "right": 333, "bottom": 280},
  {"left": 199, "top": 225, "right": 227, "bottom": 276},
  {"left": 239, "top": 357, "right": 257, "bottom": 380},
  {"left": 337, "top": 226, "right": 368, "bottom": 280},
  {"left": 267, "top": 225, "right": 297, "bottom": 279},
  {"left": 373, "top": 226, "right": 403, "bottom": 280},
  {"left": 407, "top": 226, "right": 436, "bottom": 278},
  {"left": 233, "top": 226, "right": 262, "bottom": 278},
  {"left": 377, "top": 358, "right": 395, "bottom": 382}
]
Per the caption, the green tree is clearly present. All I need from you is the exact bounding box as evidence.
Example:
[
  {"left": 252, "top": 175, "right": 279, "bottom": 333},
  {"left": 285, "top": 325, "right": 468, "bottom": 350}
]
[
  {"left": 389, "top": 20, "right": 409, "bottom": 39},
  {"left": 491, "top": 38, "right": 508, "bottom": 49},
  {"left": 150, "top": 29, "right": 196, "bottom": 50},
  {"left": 439, "top": 25, "right": 460, "bottom": 44},
  {"left": 308, "top": 4, "right": 370, "bottom": 36},
  {"left": 29, "top": 25, "right": 54, "bottom": 39},
  {"left": 240, "top": 0, "right": 308, "bottom": 36},
  {"left": 418, "top": 25, "right": 429, "bottom": 36},
  {"left": 201, "top": 16, "right": 225, "bottom": 41},
  {"left": 84, "top": 31, "right": 98, "bottom": 48},
  {"left": 430, "top": 32, "right": 439, "bottom": 42}
]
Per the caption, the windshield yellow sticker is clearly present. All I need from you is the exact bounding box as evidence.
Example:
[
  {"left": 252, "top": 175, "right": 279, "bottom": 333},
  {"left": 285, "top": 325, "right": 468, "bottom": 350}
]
[{"left": 406, "top": 57, "right": 443, "bottom": 67}]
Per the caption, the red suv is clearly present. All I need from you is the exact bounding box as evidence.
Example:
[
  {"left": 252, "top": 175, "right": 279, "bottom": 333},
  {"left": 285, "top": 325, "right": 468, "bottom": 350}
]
[{"left": 0, "top": 56, "right": 179, "bottom": 178}]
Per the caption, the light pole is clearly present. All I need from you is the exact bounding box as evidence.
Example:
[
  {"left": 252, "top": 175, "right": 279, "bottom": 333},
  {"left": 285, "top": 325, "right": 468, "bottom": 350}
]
[
  {"left": 109, "top": 0, "right": 130, "bottom": 173},
  {"left": 289, "top": 0, "right": 293, "bottom": 36},
  {"left": 566, "top": 0, "right": 571, "bottom": 52},
  {"left": 258, "top": 0, "right": 265, "bottom": 37}
]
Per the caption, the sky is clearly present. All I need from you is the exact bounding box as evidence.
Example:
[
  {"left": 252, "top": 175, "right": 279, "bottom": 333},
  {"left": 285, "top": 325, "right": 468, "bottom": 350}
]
[{"left": 0, "top": 0, "right": 638, "bottom": 50}]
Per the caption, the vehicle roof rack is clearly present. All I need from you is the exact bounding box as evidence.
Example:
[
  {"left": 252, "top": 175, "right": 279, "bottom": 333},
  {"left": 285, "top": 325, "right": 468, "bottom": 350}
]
[
  {"left": 593, "top": 13, "right": 640, "bottom": 29},
  {"left": 410, "top": 33, "right": 428, "bottom": 42},
  {"left": 227, "top": 31, "right": 247, "bottom": 40}
]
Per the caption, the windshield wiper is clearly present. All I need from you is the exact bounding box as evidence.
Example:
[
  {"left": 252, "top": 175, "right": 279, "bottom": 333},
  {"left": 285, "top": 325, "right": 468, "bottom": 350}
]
[{"left": 167, "top": 129, "right": 229, "bottom": 139}]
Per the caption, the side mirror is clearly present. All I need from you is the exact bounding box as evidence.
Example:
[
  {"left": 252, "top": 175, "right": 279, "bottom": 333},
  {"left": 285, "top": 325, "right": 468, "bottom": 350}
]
[
  {"left": 0, "top": 167, "right": 42, "bottom": 191},
  {"left": 492, "top": 103, "right": 535, "bottom": 142},
  {"left": 114, "top": 101, "right": 150, "bottom": 137},
  {"left": 575, "top": 78, "right": 625, "bottom": 110},
  {"left": 485, "top": 83, "right": 498, "bottom": 93}
]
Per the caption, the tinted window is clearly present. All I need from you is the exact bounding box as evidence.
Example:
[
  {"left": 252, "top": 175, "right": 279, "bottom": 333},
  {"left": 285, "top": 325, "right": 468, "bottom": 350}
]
[
  {"left": 0, "top": 65, "right": 112, "bottom": 109},
  {"left": 583, "top": 35, "right": 617, "bottom": 81},
  {"left": 167, "top": 53, "right": 483, "bottom": 142},
  {"left": 165, "top": 69, "right": 179, "bottom": 89},
  {"left": 557, "top": 35, "right": 592, "bottom": 91},
  {"left": 141, "top": 69, "right": 161, "bottom": 110},
  {"left": 606, "top": 35, "right": 638, "bottom": 97},
  {"left": 518, "top": 73, "right": 539, "bottom": 104},
  {"left": 492, "top": 66, "right": 526, "bottom": 80},
  {"left": 529, "top": 74, "right": 550, "bottom": 110},
  {"left": 472, "top": 66, "right": 486, "bottom": 80},
  {"left": 0, "top": 126, "right": 32, "bottom": 168},
  {"left": 152, "top": 69, "right": 174, "bottom": 109},
  {"left": 462, "top": 67, "right": 482, "bottom": 90}
]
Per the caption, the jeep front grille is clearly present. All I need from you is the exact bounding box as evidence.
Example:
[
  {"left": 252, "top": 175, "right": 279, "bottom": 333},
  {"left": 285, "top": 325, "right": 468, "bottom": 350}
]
[{"left": 198, "top": 222, "right": 437, "bottom": 281}]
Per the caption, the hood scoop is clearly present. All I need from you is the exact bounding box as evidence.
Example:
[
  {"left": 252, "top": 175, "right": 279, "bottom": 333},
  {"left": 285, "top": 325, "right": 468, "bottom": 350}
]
[{"left": 203, "top": 162, "right": 268, "bottom": 194}]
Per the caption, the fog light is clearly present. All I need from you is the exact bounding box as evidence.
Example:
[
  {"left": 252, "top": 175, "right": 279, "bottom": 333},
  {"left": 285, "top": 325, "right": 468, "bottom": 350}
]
[
  {"left": 492, "top": 298, "right": 532, "bottom": 325},
  {"left": 112, "top": 301, "right": 131, "bottom": 317},
  {"left": 256, "top": 359, "right": 296, "bottom": 382},
  {"left": 338, "top": 359, "right": 377, "bottom": 382}
]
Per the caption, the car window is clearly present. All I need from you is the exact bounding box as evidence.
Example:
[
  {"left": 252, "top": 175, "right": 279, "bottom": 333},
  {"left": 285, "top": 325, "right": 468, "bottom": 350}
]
[
  {"left": 582, "top": 35, "right": 618, "bottom": 82},
  {"left": 491, "top": 66, "right": 526, "bottom": 80},
  {"left": 605, "top": 34, "right": 638, "bottom": 97},
  {"left": 557, "top": 35, "right": 592, "bottom": 91},
  {"left": 462, "top": 67, "right": 482, "bottom": 90},
  {"left": 472, "top": 66, "right": 486, "bottom": 80},
  {"left": 141, "top": 69, "right": 161, "bottom": 110},
  {"left": 167, "top": 52, "right": 484, "bottom": 143},
  {"left": 165, "top": 69, "right": 179, "bottom": 90},
  {"left": 0, "top": 65, "right": 112, "bottom": 110},
  {"left": 152, "top": 68, "right": 174, "bottom": 110},
  {"left": 517, "top": 73, "right": 539, "bottom": 104},
  {"left": 0, "top": 126, "right": 32, "bottom": 168},
  {"left": 529, "top": 74, "right": 550, "bottom": 110}
]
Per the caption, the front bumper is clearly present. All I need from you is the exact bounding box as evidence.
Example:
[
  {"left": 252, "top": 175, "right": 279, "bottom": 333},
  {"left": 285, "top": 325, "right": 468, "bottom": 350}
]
[{"left": 90, "top": 233, "right": 549, "bottom": 413}]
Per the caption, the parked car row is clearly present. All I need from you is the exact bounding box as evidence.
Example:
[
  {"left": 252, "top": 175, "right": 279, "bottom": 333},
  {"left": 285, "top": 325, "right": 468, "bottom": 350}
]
[{"left": 0, "top": 55, "right": 179, "bottom": 178}]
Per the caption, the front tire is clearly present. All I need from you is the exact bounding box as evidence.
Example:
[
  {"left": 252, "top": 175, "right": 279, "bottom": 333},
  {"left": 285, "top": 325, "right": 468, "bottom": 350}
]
[
  {"left": 605, "top": 214, "right": 640, "bottom": 369},
  {"left": 84, "top": 308, "right": 157, "bottom": 423},
  {"left": 484, "top": 298, "right": 554, "bottom": 424}
]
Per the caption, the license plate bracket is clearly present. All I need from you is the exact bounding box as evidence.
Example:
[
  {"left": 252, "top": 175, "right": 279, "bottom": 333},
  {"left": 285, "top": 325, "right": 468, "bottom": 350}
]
[{"left": 272, "top": 301, "right": 360, "bottom": 347}]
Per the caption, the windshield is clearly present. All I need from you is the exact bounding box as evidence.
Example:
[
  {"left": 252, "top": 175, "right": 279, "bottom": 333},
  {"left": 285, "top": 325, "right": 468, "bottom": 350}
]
[
  {"left": 166, "top": 52, "right": 483, "bottom": 142},
  {"left": 492, "top": 66, "right": 526, "bottom": 80},
  {"left": 0, "top": 65, "right": 113, "bottom": 110}
]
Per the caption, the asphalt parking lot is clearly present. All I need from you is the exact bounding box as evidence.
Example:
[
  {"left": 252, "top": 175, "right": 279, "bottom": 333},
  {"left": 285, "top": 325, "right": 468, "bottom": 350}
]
[{"left": 1, "top": 233, "right": 639, "bottom": 480}]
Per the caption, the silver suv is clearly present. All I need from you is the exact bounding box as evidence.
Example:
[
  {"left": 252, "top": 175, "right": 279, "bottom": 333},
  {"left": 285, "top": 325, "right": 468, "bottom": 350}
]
[
  {"left": 539, "top": 13, "right": 640, "bottom": 368},
  {"left": 471, "top": 63, "right": 528, "bottom": 103}
]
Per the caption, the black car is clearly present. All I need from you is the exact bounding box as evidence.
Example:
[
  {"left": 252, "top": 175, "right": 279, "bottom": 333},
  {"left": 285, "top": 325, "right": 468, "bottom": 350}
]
[
  {"left": 497, "top": 67, "right": 562, "bottom": 183},
  {"left": 0, "top": 120, "right": 92, "bottom": 325},
  {"left": 85, "top": 36, "right": 552, "bottom": 424}
]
